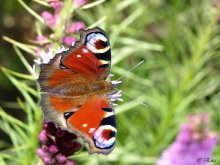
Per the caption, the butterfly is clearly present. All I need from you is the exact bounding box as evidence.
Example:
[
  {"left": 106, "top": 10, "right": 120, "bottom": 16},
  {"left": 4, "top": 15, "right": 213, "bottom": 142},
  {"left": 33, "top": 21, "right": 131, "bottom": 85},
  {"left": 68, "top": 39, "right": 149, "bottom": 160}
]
[{"left": 38, "top": 27, "right": 120, "bottom": 154}]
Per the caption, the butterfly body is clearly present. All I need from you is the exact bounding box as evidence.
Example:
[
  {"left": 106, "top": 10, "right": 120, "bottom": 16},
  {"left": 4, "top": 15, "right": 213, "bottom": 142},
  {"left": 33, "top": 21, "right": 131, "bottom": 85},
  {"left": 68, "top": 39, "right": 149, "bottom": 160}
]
[{"left": 38, "top": 27, "right": 118, "bottom": 154}]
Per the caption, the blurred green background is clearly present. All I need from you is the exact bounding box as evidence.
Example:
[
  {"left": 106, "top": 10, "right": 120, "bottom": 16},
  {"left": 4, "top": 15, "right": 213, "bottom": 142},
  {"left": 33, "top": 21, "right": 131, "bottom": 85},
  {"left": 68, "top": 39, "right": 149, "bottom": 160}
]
[
  {"left": 0, "top": 0, "right": 34, "bottom": 102},
  {"left": 1, "top": 0, "right": 220, "bottom": 164}
]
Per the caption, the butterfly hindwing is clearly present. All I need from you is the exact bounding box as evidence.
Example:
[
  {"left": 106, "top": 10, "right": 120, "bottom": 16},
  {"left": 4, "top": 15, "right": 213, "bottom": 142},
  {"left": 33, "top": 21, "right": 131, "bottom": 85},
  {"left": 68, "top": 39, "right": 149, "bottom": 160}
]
[{"left": 66, "top": 95, "right": 117, "bottom": 154}]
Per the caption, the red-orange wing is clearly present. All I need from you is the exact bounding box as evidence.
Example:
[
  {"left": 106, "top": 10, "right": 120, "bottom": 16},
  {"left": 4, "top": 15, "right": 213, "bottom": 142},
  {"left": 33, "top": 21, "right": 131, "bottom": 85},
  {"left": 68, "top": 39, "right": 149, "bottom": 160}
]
[
  {"left": 66, "top": 95, "right": 117, "bottom": 154},
  {"left": 61, "top": 27, "right": 111, "bottom": 80}
]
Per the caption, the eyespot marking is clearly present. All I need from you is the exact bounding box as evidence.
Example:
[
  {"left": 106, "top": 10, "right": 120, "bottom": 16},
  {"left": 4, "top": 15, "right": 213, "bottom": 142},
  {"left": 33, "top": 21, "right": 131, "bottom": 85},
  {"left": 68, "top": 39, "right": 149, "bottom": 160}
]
[
  {"left": 93, "top": 125, "right": 116, "bottom": 149},
  {"left": 86, "top": 32, "right": 110, "bottom": 54}
]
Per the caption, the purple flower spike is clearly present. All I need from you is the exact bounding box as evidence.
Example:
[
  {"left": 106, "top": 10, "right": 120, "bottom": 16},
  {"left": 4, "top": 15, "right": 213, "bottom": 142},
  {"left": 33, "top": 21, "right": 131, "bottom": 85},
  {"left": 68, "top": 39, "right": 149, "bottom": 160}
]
[
  {"left": 36, "top": 122, "right": 81, "bottom": 165},
  {"left": 157, "top": 113, "right": 218, "bottom": 165}
]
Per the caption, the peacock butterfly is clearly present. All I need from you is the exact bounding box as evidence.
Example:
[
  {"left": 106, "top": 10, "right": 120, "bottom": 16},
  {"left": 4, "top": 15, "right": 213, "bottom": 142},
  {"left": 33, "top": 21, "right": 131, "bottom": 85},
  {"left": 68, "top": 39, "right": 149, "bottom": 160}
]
[{"left": 38, "top": 27, "right": 120, "bottom": 154}]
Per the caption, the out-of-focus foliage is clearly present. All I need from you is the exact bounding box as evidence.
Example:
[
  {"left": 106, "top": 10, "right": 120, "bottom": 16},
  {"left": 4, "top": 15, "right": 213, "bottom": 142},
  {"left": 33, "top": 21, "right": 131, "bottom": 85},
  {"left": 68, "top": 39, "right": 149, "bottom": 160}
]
[{"left": 1, "top": 0, "right": 220, "bottom": 164}]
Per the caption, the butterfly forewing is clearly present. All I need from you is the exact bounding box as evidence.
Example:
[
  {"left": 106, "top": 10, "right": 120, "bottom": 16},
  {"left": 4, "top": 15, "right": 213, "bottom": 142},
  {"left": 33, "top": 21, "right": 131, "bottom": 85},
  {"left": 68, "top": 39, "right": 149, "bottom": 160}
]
[{"left": 61, "top": 27, "right": 111, "bottom": 80}]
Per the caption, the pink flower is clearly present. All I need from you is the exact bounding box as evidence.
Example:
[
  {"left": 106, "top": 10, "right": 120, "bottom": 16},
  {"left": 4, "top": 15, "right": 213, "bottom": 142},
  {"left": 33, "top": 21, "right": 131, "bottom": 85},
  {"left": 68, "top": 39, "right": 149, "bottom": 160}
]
[
  {"left": 40, "top": 0, "right": 86, "bottom": 39},
  {"left": 50, "top": 1, "right": 63, "bottom": 13},
  {"left": 41, "top": 1, "right": 62, "bottom": 29},
  {"left": 63, "top": 36, "right": 76, "bottom": 46},
  {"left": 36, "top": 35, "right": 48, "bottom": 42},
  {"left": 73, "top": 0, "right": 87, "bottom": 8},
  {"left": 41, "top": 11, "right": 59, "bottom": 29},
  {"left": 66, "top": 22, "right": 85, "bottom": 34},
  {"left": 35, "top": 35, "right": 49, "bottom": 46}
]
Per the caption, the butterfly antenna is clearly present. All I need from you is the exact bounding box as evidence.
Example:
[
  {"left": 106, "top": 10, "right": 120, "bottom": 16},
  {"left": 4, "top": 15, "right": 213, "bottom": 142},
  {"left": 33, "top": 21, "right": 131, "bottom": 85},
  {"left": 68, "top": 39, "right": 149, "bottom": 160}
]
[
  {"left": 113, "top": 87, "right": 147, "bottom": 107},
  {"left": 116, "top": 60, "right": 145, "bottom": 81}
]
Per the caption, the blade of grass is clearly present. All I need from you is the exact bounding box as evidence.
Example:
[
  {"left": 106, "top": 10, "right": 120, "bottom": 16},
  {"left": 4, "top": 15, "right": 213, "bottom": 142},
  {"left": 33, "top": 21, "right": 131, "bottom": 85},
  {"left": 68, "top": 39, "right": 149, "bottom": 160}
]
[
  {"left": 81, "top": 0, "right": 106, "bottom": 10},
  {"left": 33, "top": 0, "right": 50, "bottom": 7},
  {"left": 14, "top": 46, "right": 38, "bottom": 77},
  {"left": 0, "top": 120, "right": 23, "bottom": 158},
  {"left": 87, "top": 16, "right": 107, "bottom": 29},
  {"left": 0, "top": 66, "right": 35, "bottom": 80},
  {"left": 116, "top": 0, "right": 137, "bottom": 11},
  {"left": 17, "top": 0, "right": 44, "bottom": 24},
  {"left": 116, "top": 95, "right": 147, "bottom": 114},
  {"left": 3, "top": 36, "right": 37, "bottom": 56},
  {"left": 0, "top": 108, "right": 28, "bottom": 130},
  {"left": 119, "top": 37, "right": 163, "bottom": 51},
  {"left": 2, "top": 68, "right": 38, "bottom": 111}
]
